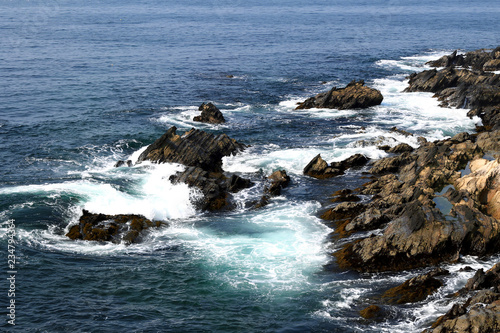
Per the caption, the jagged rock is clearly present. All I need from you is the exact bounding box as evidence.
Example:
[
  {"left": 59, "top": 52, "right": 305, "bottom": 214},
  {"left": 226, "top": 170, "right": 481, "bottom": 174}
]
[
  {"left": 295, "top": 80, "right": 383, "bottom": 110},
  {"left": 193, "top": 102, "right": 226, "bottom": 124},
  {"left": 380, "top": 268, "right": 448, "bottom": 304},
  {"left": 388, "top": 143, "right": 414, "bottom": 154},
  {"left": 426, "top": 50, "right": 464, "bottom": 68},
  {"left": 137, "top": 126, "right": 245, "bottom": 173},
  {"left": 484, "top": 59, "right": 500, "bottom": 71},
  {"left": 255, "top": 170, "right": 291, "bottom": 209},
  {"left": 169, "top": 166, "right": 252, "bottom": 211},
  {"left": 304, "top": 154, "right": 369, "bottom": 179},
  {"left": 66, "top": 210, "right": 164, "bottom": 244},
  {"left": 406, "top": 48, "right": 500, "bottom": 130},
  {"left": 303, "top": 154, "right": 343, "bottom": 179},
  {"left": 390, "top": 126, "right": 413, "bottom": 137},
  {"left": 265, "top": 170, "right": 291, "bottom": 196}
]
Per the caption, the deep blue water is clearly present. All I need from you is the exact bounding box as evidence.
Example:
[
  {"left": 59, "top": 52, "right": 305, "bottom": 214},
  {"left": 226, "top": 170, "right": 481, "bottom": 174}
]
[{"left": 1, "top": 0, "right": 500, "bottom": 332}]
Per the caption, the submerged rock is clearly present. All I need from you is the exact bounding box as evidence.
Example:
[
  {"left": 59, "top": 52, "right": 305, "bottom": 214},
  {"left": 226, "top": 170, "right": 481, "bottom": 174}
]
[
  {"left": 66, "top": 210, "right": 164, "bottom": 244},
  {"left": 193, "top": 102, "right": 226, "bottom": 124},
  {"left": 295, "top": 80, "right": 383, "bottom": 110}
]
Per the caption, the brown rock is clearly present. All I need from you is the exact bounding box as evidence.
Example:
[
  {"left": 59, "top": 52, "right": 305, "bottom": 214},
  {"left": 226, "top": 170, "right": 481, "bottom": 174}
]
[
  {"left": 193, "top": 102, "right": 226, "bottom": 124},
  {"left": 296, "top": 80, "right": 383, "bottom": 110}
]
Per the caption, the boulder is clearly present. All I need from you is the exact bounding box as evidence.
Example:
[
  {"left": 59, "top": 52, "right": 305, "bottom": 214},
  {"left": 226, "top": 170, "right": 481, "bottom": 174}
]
[
  {"left": 304, "top": 154, "right": 369, "bottom": 179},
  {"left": 380, "top": 268, "right": 448, "bottom": 304},
  {"left": 66, "top": 210, "right": 164, "bottom": 244},
  {"left": 169, "top": 166, "right": 252, "bottom": 211},
  {"left": 265, "top": 170, "right": 291, "bottom": 196},
  {"left": 193, "top": 102, "right": 226, "bottom": 124},
  {"left": 303, "top": 154, "right": 343, "bottom": 179},
  {"left": 388, "top": 143, "right": 414, "bottom": 154},
  {"left": 295, "top": 80, "right": 383, "bottom": 110},
  {"left": 137, "top": 126, "right": 245, "bottom": 173}
]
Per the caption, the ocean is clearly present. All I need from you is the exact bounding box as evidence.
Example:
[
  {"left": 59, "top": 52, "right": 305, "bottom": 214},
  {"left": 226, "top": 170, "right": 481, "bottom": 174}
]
[{"left": 1, "top": 0, "right": 500, "bottom": 332}]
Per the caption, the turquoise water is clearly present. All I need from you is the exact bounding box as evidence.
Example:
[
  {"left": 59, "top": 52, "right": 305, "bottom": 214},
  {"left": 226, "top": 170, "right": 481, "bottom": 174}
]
[{"left": 1, "top": 1, "right": 500, "bottom": 332}]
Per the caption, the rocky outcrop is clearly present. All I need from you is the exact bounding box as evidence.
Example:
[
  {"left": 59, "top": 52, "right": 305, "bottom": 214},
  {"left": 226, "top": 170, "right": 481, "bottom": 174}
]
[
  {"left": 66, "top": 210, "right": 164, "bottom": 244},
  {"left": 380, "top": 268, "right": 448, "bottom": 305},
  {"left": 426, "top": 47, "right": 500, "bottom": 71},
  {"left": 194, "top": 102, "right": 226, "bottom": 124},
  {"left": 137, "top": 126, "right": 245, "bottom": 173},
  {"left": 406, "top": 47, "right": 500, "bottom": 130},
  {"left": 425, "top": 263, "right": 500, "bottom": 333},
  {"left": 304, "top": 154, "right": 369, "bottom": 179},
  {"left": 330, "top": 133, "right": 500, "bottom": 273},
  {"left": 169, "top": 167, "right": 252, "bottom": 211},
  {"left": 254, "top": 170, "right": 291, "bottom": 209},
  {"left": 295, "top": 80, "right": 383, "bottom": 110}
]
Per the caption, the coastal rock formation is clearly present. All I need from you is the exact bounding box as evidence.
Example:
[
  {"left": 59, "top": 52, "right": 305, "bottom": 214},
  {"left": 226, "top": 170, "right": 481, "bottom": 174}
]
[
  {"left": 295, "top": 80, "right": 383, "bottom": 110},
  {"left": 303, "top": 153, "right": 369, "bottom": 179},
  {"left": 380, "top": 268, "right": 448, "bottom": 305},
  {"left": 135, "top": 126, "right": 252, "bottom": 211},
  {"left": 169, "top": 166, "right": 252, "bottom": 211},
  {"left": 406, "top": 47, "right": 500, "bottom": 130},
  {"left": 254, "top": 170, "right": 291, "bottom": 209},
  {"left": 137, "top": 126, "right": 245, "bottom": 173},
  {"left": 66, "top": 210, "right": 164, "bottom": 244},
  {"left": 425, "top": 263, "right": 500, "bottom": 333},
  {"left": 193, "top": 102, "right": 226, "bottom": 124}
]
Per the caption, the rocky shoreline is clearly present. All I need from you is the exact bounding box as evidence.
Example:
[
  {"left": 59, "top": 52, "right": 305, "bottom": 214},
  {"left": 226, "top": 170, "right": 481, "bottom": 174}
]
[
  {"left": 323, "top": 47, "right": 500, "bottom": 332},
  {"left": 66, "top": 46, "right": 500, "bottom": 332}
]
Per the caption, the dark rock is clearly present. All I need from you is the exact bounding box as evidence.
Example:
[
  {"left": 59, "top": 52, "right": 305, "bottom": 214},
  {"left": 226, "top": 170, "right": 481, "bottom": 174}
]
[
  {"left": 426, "top": 50, "right": 464, "bottom": 68},
  {"left": 66, "top": 209, "right": 164, "bottom": 244},
  {"left": 405, "top": 52, "right": 500, "bottom": 129},
  {"left": 265, "top": 170, "right": 291, "bottom": 196},
  {"left": 303, "top": 154, "right": 343, "bottom": 179},
  {"left": 304, "top": 154, "right": 369, "bottom": 179},
  {"left": 169, "top": 166, "right": 252, "bottom": 211},
  {"left": 114, "top": 160, "right": 132, "bottom": 167},
  {"left": 137, "top": 126, "right": 245, "bottom": 173},
  {"left": 390, "top": 126, "right": 413, "bottom": 137},
  {"left": 388, "top": 143, "right": 414, "bottom": 154},
  {"left": 381, "top": 268, "right": 448, "bottom": 304},
  {"left": 451, "top": 132, "right": 472, "bottom": 143},
  {"left": 359, "top": 305, "right": 383, "bottom": 320},
  {"left": 193, "top": 102, "right": 226, "bottom": 124},
  {"left": 295, "top": 80, "right": 383, "bottom": 110}
]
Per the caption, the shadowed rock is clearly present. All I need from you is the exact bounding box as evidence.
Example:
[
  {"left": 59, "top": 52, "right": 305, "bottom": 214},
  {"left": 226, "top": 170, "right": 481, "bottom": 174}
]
[
  {"left": 194, "top": 102, "right": 226, "bottom": 124},
  {"left": 295, "top": 80, "right": 383, "bottom": 110},
  {"left": 304, "top": 153, "right": 369, "bottom": 179},
  {"left": 66, "top": 210, "right": 164, "bottom": 245},
  {"left": 137, "top": 126, "right": 245, "bottom": 173}
]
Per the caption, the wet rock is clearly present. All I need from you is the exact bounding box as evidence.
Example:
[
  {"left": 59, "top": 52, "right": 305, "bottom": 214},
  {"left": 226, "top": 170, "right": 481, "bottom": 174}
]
[
  {"left": 303, "top": 154, "right": 343, "bottom": 179},
  {"left": 359, "top": 305, "right": 383, "bottom": 320},
  {"left": 193, "top": 102, "right": 226, "bottom": 124},
  {"left": 484, "top": 59, "right": 500, "bottom": 71},
  {"left": 114, "top": 160, "right": 132, "bottom": 167},
  {"left": 426, "top": 50, "right": 464, "bottom": 68},
  {"left": 265, "top": 170, "right": 291, "bottom": 196},
  {"left": 388, "top": 143, "right": 414, "bottom": 154},
  {"left": 405, "top": 49, "right": 500, "bottom": 130},
  {"left": 137, "top": 126, "right": 245, "bottom": 173},
  {"left": 295, "top": 80, "right": 383, "bottom": 110},
  {"left": 381, "top": 268, "right": 448, "bottom": 305},
  {"left": 169, "top": 166, "right": 252, "bottom": 211},
  {"left": 66, "top": 209, "right": 164, "bottom": 244},
  {"left": 451, "top": 132, "right": 471, "bottom": 143},
  {"left": 390, "top": 126, "right": 413, "bottom": 137},
  {"left": 304, "top": 154, "right": 369, "bottom": 179}
]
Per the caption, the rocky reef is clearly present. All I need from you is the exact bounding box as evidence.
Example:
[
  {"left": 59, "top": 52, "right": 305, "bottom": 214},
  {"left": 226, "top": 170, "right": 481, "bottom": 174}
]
[{"left": 295, "top": 80, "right": 383, "bottom": 110}]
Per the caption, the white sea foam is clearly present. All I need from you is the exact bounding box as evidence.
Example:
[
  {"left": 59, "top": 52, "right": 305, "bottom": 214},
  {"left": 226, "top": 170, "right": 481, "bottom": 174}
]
[{"left": 173, "top": 200, "right": 330, "bottom": 291}]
